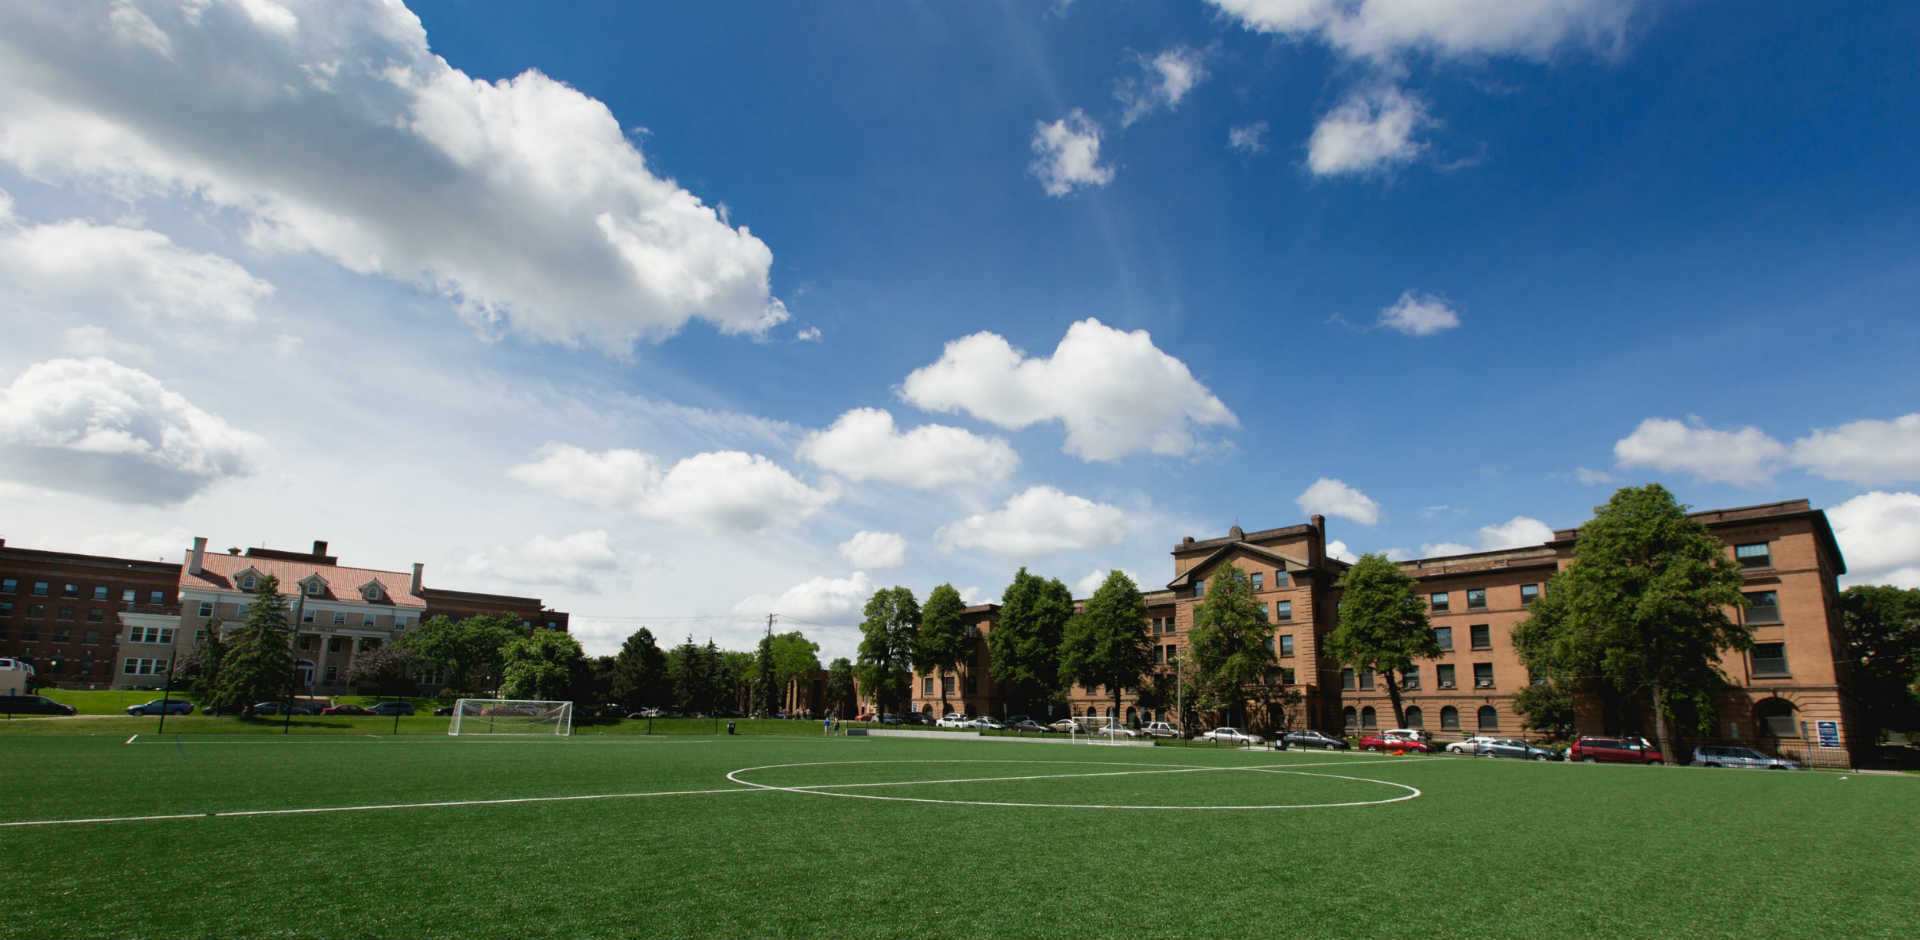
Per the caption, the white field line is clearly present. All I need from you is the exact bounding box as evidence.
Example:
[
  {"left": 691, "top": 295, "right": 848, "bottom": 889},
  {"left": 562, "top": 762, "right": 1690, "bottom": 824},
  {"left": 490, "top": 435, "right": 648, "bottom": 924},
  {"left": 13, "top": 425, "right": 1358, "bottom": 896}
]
[
  {"left": 0, "top": 786, "right": 767, "bottom": 829},
  {"left": 781, "top": 757, "right": 1415, "bottom": 791},
  {"left": 119, "top": 736, "right": 715, "bottom": 745},
  {"left": 125, "top": 734, "right": 137, "bottom": 744}
]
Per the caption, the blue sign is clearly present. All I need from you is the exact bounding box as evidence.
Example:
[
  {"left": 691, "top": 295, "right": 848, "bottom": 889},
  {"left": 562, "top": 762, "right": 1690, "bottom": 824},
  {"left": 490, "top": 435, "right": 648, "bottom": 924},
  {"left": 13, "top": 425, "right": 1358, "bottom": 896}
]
[{"left": 1816, "top": 720, "right": 1841, "bottom": 748}]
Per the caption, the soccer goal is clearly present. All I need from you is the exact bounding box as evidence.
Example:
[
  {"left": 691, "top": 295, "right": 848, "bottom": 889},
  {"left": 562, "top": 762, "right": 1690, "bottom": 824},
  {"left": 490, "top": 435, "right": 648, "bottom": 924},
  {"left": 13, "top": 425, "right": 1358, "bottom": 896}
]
[
  {"left": 1067, "top": 715, "right": 1138, "bottom": 744},
  {"left": 447, "top": 699, "right": 574, "bottom": 736}
]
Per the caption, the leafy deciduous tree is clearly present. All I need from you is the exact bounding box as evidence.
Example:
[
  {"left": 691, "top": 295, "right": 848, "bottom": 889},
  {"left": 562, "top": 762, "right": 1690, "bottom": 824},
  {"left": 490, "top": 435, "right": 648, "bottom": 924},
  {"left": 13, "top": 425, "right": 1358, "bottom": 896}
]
[
  {"left": 825, "top": 656, "right": 856, "bottom": 718},
  {"left": 399, "top": 613, "right": 521, "bottom": 694},
  {"left": 915, "top": 583, "right": 967, "bottom": 716},
  {"left": 768, "top": 631, "right": 822, "bottom": 714},
  {"left": 500, "top": 628, "right": 585, "bottom": 701},
  {"left": 1187, "top": 563, "right": 1272, "bottom": 728},
  {"left": 1330, "top": 553, "right": 1439, "bottom": 728},
  {"left": 1059, "top": 570, "right": 1151, "bottom": 727},
  {"left": 1839, "top": 585, "right": 1920, "bottom": 740},
  {"left": 857, "top": 586, "right": 920, "bottom": 717},
  {"left": 345, "top": 643, "right": 418, "bottom": 697},
  {"left": 990, "top": 568, "right": 1074, "bottom": 716}
]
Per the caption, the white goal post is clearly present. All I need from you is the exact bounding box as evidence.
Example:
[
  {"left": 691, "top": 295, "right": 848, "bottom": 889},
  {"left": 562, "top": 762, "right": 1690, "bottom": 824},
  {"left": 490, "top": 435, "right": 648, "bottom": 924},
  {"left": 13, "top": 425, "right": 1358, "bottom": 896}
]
[
  {"left": 447, "top": 699, "right": 574, "bottom": 736},
  {"left": 1067, "top": 715, "right": 1137, "bottom": 744}
]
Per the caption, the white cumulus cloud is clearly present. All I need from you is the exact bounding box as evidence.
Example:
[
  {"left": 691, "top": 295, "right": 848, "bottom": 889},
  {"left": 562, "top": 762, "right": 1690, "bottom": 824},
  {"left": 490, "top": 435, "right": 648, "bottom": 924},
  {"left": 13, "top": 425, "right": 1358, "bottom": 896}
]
[
  {"left": 1325, "top": 540, "right": 1361, "bottom": 563},
  {"left": 1377, "top": 290, "right": 1460, "bottom": 335},
  {"left": 839, "top": 531, "right": 907, "bottom": 569},
  {"left": 1575, "top": 466, "right": 1618, "bottom": 486},
  {"left": 1296, "top": 477, "right": 1381, "bottom": 525},
  {"left": 0, "top": 0, "right": 785, "bottom": 351},
  {"left": 1789, "top": 414, "right": 1920, "bottom": 486},
  {"left": 1206, "top": 0, "right": 1636, "bottom": 63},
  {"left": 734, "top": 571, "right": 875, "bottom": 622},
  {"left": 0, "top": 356, "right": 267, "bottom": 503},
  {"left": 1420, "top": 541, "right": 1476, "bottom": 557},
  {"left": 1307, "top": 85, "right": 1429, "bottom": 177},
  {"left": 1074, "top": 568, "right": 1141, "bottom": 598},
  {"left": 1228, "top": 121, "right": 1270, "bottom": 153},
  {"left": 457, "top": 530, "right": 625, "bottom": 592},
  {"left": 935, "top": 486, "right": 1128, "bottom": 556},
  {"left": 1029, "top": 109, "right": 1115, "bottom": 197},
  {"left": 0, "top": 219, "right": 272, "bottom": 324},
  {"left": 900, "top": 319, "right": 1237, "bottom": 461},
  {"left": 1116, "top": 45, "right": 1207, "bottom": 126},
  {"left": 1828, "top": 491, "right": 1920, "bottom": 589},
  {"left": 507, "top": 445, "right": 833, "bottom": 533},
  {"left": 1476, "top": 515, "right": 1554, "bottom": 549},
  {"left": 1613, "top": 417, "right": 1786, "bottom": 486},
  {"left": 797, "top": 408, "right": 1016, "bottom": 489}
]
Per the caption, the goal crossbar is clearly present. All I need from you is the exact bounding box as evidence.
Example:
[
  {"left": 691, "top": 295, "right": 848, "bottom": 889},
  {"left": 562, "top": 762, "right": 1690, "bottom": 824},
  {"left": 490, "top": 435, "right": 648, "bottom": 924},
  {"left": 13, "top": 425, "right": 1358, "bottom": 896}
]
[{"left": 447, "top": 699, "right": 573, "bottom": 736}]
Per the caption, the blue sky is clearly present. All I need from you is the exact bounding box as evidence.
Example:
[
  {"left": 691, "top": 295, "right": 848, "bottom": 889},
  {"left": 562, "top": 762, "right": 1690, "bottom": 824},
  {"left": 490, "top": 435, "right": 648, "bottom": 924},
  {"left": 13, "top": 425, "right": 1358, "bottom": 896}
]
[{"left": 1, "top": 0, "right": 1916, "bottom": 660}]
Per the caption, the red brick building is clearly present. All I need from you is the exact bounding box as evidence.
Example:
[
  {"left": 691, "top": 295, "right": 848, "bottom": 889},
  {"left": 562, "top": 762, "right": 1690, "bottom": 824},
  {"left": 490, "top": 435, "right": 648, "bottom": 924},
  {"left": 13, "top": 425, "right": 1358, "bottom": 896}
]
[{"left": 0, "top": 538, "right": 180, "bottom": 689}]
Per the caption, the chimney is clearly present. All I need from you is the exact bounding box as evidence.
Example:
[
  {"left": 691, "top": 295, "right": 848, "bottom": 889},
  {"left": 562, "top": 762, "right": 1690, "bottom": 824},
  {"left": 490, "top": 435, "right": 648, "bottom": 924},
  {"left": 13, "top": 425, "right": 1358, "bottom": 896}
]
[
  {"left": 1309, "top": 515, "right": 1326, "bottom": 569},
  {"left": 312, "top": 540, "right": 328, "bottom": 557},
  {"left": 410, "top": 563, "right": 423, "bottom": 596},
  {"left": 190, "top": 537, "right": 206, "bottom": 575}
]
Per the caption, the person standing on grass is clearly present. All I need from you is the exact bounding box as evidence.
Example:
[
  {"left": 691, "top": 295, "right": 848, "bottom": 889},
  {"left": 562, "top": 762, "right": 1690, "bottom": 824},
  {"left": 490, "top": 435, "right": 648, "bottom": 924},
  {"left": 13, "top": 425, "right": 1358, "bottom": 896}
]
[{"left": 824, "top": 714, "right": 832, "bottom": 735}]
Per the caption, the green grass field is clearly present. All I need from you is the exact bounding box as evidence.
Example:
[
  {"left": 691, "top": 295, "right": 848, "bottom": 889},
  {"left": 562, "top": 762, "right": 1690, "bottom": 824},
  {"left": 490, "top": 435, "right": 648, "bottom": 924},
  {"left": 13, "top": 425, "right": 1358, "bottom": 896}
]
[{"left": 2, "top": 732, "right": 1912, "bottom": 939}]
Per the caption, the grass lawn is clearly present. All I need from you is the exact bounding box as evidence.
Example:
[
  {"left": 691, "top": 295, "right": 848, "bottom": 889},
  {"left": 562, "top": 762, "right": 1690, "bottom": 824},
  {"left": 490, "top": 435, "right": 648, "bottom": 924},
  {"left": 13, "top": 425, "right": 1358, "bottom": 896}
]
[{"left": 1, "top": 733, "right": 1911, "bottom": 939}]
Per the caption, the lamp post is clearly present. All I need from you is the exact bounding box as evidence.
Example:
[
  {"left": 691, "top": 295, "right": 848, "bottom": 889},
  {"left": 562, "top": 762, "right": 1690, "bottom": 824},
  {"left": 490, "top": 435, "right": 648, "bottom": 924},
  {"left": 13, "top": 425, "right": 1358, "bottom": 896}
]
[{"left": 156, "top": 627, "right": 179, "bottom": 735}]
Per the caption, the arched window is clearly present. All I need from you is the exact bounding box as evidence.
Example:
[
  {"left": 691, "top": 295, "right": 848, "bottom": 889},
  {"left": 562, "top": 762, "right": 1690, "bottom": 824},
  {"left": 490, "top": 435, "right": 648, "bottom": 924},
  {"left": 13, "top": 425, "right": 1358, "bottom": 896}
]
[
  {"left": 1440, "top": 706, "right": 1460, "bottom": 730},
  {"left": 1343, "top": 706, "right": 1358, "bottom": 731},
  {"left": 1360, "top": 706, "right": 1378, "bottom": 730},
  {"left": 1477, "top": 705, "right": 1499, "bottom": 731},
  {"left": 921, "top": 704, "right": 932, "bottom": 715},
  {"left": 1756, "top": 698, "right": 1799, "bottom": 738},
  {"left": 1086, "top": 706, "right": 1097, "bottom": 718},
  {"left": 1404, "top": 706, "right": 1424, "bottom": 728},
  {"left": 1125, "top": 706, "right": 1138, "bottom": 726}
]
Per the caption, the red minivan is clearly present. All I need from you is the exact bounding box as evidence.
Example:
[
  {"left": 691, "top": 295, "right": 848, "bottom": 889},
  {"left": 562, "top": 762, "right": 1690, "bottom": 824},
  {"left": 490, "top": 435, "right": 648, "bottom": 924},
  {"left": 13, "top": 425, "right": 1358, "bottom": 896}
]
[{"left": 1567, "top": 736, "right": 1664, "bottom": 764}]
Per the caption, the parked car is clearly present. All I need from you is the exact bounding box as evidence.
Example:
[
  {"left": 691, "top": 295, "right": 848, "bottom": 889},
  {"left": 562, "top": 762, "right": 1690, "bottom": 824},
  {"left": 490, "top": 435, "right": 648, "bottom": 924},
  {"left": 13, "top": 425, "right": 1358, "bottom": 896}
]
[
  {"left": 125, "top": 698, "right": 194, "bottom": 716},
  {"left": 319, "top": 704, "right": 375, "bottom": 716},
  {"left": 902, "top": 712, "right": 935, "bottom": 726},
  {"left": 0, "top": 694, "right": 77, "bottom": 716},
  {"left": 1281, "top": 730, "right": 1349, "bottom": 750},
  {"left": 879, "top": 713, "right": 904, "bottom": 725},
  {"left": 1358, "top": 733, "right": 1435, "bottom": 753},
  {"left": 936, "top": 713, "right": 971, "bottom": 729},
  {"left": 1197, "top": 727, "right": 1263, "bottom": 745},
  {"left": 967, "top": 717, "right": 1007, "bottom": 730},
  {"left": 1567, "top": 736, "right": 1664, "bottom": 764},
  {"left": 248, "top": 701, "right": 317, "bottom": 716},
  {"left": 1445, "top": 735, "right": 1501, "bottom": 755},
  {"left": 1691, "top": 745, "right": 1800, "bottom": 770},
  {"left": 368, "top": 701, "right": 415, "bottom": 716},
  {"left": 1383, "top": 728, "right": 1431, "bottom": 745},
  {"left": 1047, "top": 717, "right": 1080, "bottom": 733},
  {"left": 1141, "top": 721, "right": 1182, "bottom": 739},
  {"left": 1474, "top": 737, "right": 1560, "bottom": 761},
  {"left": 1006, "top": 718, "right": 1049, "bottom": 733},
  {"left": 433, "top": 705, "right": 456, "bottom": 716}
]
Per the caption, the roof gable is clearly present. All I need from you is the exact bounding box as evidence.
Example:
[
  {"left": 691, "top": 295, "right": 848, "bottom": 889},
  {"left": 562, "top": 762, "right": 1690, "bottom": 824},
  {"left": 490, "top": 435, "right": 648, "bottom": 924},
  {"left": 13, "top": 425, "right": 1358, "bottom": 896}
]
[{"left": 1166, "top": 542, "right": 1310, "bottom": 589}]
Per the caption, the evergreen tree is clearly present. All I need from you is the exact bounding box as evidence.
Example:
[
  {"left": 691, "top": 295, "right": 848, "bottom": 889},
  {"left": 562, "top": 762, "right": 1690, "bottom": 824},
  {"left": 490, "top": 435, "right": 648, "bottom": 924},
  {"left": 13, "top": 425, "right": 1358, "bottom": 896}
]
[
  {"left": 1187, "top": 563, "right": 1272, "bottom": 727},
  {"left": 1329, "top": 553, "right": 1439, "bottom": 728},
  {"left": 1059, "top": 570, "right": 1152, "bottom": 726},
  {"left": 915, "top": 584, "right": 967, "bottom": 715},
  {"left": 500, "top": 628, "right": 584, "bottom": 700},
  {"left": 856, "top": 586, "right": 920, "bottom": 717},
  {"left": 610, "top": 627, "right": 668, "bottom": 711},
  {"left": 210, "top": 575, "right": 293, "bottom": 715},
  {"left": 989, "top": 568, "right": 1074, "bottom": 716},
  {"left": 754, "top": 630, "right": 777, "bottom": 715},
  {"left": 1511, "top": 484, "right": 1749, "bottom": 758},
  {"left": 825, "top": 656, "right": 857, "bottom": 717},
  {"left": 668, "top": 636, "right": 713, "bottom": 713}
]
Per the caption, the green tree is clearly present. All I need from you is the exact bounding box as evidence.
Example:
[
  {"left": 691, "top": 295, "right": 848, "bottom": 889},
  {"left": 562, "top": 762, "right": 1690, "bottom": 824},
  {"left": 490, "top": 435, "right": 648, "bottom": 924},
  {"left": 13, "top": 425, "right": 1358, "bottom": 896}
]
[
  {"left": 1839, "top": 585, "right": 1920, "bottom": 740},
  {"left": 990, "top": 568, "right": 1074, "bottom": 716},
  {"left": 176, "top": 616, "right": 225, "bottom": 701},
  {"left": 667, "top": 637, "right": 714, "bottom": 713},
  {"left": 1511, "top": 679, "right": 1577, "bottom": 739},
  {"left": 915, "top": 584, "right": 967, "bottom": 716},
  {"left": 768, "top": 631, "right": 822, "bottom": 714},
  {"left": 399, "top": 613, "right": 521, "bottom": 694},
  {"left": 1329, "top": 553, "right": 1439, "bottom": 728},
  {"left": 718, "top": 648, "right": 755, "bottom": 713},
  {"left": 345, "top": 643, "right": 418, "bottom": 697},
  {"left": 500, "top": 628, "right": 585, "bottom": 701},
  {"left": 1187, "top": 563, "right": 1272, "bottom": 728},
  {"left": 1510, "top": 484, "right": 1749, "bottom": 759},
  {"left": 857, "top": 586, "right": 920, "bottom": 717},
  {"left": 825, "top": 656, "right": 857, "bottom": 717},
  {"left": 609, "top": 627, "right": 668, "bottom": 711},
  {"left": 1059, "top": 571, "right": 1152, "bottom": 726},
  {"left": 754, "top": 630, "right": 777, "bottom": 715},
  {"left": 210, "top": 575, "right": 293, "bottom": 714}
]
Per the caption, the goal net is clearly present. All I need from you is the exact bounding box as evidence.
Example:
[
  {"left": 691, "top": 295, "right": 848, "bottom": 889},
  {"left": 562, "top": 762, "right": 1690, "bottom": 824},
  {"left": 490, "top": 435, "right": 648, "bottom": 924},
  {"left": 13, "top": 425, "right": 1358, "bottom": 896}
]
[
  {"left": 1068, "top": 715, "right": 1134, "bottom": 744},
  {"left": 447, "top": 699, "right": 573, "bottom": 736}
]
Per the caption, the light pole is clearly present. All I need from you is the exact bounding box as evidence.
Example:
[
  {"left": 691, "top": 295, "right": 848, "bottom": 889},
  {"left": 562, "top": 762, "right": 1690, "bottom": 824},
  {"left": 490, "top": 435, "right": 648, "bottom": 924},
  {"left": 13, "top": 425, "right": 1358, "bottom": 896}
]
[
  {"left": 156, "top": 627, "right": 179, "bottom": 735},
  {"left": 1175, "top": 650, "right": 1183, "bottom": 736}
]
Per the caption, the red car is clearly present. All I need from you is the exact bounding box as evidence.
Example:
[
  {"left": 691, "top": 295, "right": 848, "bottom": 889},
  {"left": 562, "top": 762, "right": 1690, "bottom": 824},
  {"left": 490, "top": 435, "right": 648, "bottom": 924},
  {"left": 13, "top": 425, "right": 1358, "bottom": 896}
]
[
  {"left": 319, "top": 704, "right": 374, "bottom": 716},
  {"left": 1358, "top": 733, "right": 1435, "bottom": 753},
  {"left": 1566, "top": 736, "right": 1664, "bottom": 764}
]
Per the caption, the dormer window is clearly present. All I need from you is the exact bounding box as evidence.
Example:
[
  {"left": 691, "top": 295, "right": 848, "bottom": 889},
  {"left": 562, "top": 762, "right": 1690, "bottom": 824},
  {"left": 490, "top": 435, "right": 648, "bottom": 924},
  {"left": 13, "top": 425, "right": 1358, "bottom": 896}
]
[
  {"left": 301, "top": 577, "right": 327, "bottom": 598},
  {"left": 359, "top": 580, "right": 386, "bottom": 602},
  {"left": 240, "top": 575, "right": 256, "bottom": 591}
]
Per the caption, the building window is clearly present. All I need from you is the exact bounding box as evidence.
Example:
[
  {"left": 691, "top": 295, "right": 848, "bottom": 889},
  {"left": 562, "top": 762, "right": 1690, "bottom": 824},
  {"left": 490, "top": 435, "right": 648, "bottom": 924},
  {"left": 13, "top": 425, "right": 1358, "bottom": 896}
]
[
  {"left": 0, "top": 578, "right": 15, "bottom": 593},
  {"left": 239, "top": 575, "right": 256, "bottom": 590},
  {"left": 1437, "top": 664, "right": 1456, "bottom": 689},
  {"left": 1359, "top": 669, "right": 1375, "bottom": 691},
  {"left": 395, "top": 617, "right": 408, "bottom": 630},
  {"left": 1474, "top": 663, "right": 1494, "bottom": 688},
  {"left": 1343, "top": 707, "right": 1357, "bottom": 731},
  {"left": 32, "top": 581, "right": 49, "bottom": 596},
  {"left": 1467, "top": 588, "right": 1487, "bottom": 609},
  {"left": 306, "top": 582, "right": 324, "bottom": 596},
  {"left": 303, "top": 609, "right": 316, "bottom": 623},
  {"left": 1756, "top": 698, "right": 1798, "bottom": 737},
  {"left": 942, "top": 675, "right": 955, "bottom": 694},
  {"left": 121, "top": 657, "right": 167, "bottom": 676},
  {"left": 1256, "top": 602, "right": 1269, "bottom": 622},
  {"left": 122, "top": 588, "right": 135, "bottom": 603},
  {"left": 1752, "top": 643, "right": 1789, "bottom": 677},
  {"left": 130, "top": 626, "right": 175, "bottom": 644},
  {"left": 358, "top": 637, "right": 381, "bottom": 653},
  {"left": 91, "top": 585, "right": 108, "bottom": 600},
  {"left": 333, "top": 612, "right": 346, "bottom": 626},
  {"left": 63, "top": 583, "right": 79, "bottom": 598},
  {"left": 27, "top": 605, "right": 45, "bottom": 620},
  {"left": 1735, "top": 542, "right": 1771, "bottom": 569},
  {"left": 1274, "top": 570, "right": 1290, "bottom": 588},
  {"left": 149, "top": 591, "right": 164, "bottom": 605},
  {"left": 23, "top": 625, "right": 38, "bottom": 640},
  {"left": 57, "top": 606, "right": 75, "bottom": 621},
  {"left": 1341, "top": 668, "right": 1356, "bottom": 690},
  {"left": 1402, "top": 666, "right": 1420, "bottom": 690},
  {"left": 922, "top": 677, "right": 933, "bottom": 695},
  {"left": 1477, "top": 705, "right": 1499, "bottom": 731},
  {"left": 1520, "top": 583, "right": 1539, "bottom": 605},
  {"left": 1250, "top": 572, "right": 1263, "bottom": 591},
  {"left": 86, "top": 608, "right": 105, "bottom": 622},
  {"left": 52, "top": 627, "right": 70, "bottom": 643},
  {"left": 1470, "top": 624, "right": 1491, "bottom": 651},
  {"left": 298, "top": 635, "right": 314, "bottom": 651},
  {"left": 0, "top": 601, "right": 11, "bottom": 616},
  {"left": 325, "top": 665, "right": 338, "bottom": 682},
  {"left": 198, "top": 601, "right": 213, "bottom": 618},
  {"left": 328, "top": 637, "right": 343, "bottom": 653},
  {"left": 1274, "top": 600, "right": 1292, "bottom": 621},
  {"left": 1192, "top": 579, "right": 1205, "bottom": 598},
  {"left": 1440, "top": 706, "right": 1460, "bottom": 730},
  {"left": 1430, "top": 592, "right": 1449, "bottom": 612},
  {"left": 1360, "top": 706, "right": 1378, "bottom": 730},
  {"left": 1263, "top": 636, "right": 1275, "bottom": 656},
  {"left": 363, "top": 613, "right": 378, "bottom": 627},
  {"left": 1279, "top": 635, "right": 1294, "bottom": 657},
  {"left": 1164, "top": 644, "right": 1177, "bottom": 663},
  {"left": 1280, "top": 667, "right": 1295, "bottom": 684},
  {"left": 1745, "top": 591, "right": 1781, "bottom": 624},
  {"left": 1404, "top": 706, "right": 1424, "bottom": 728},
  {"left": 1434, "top": 626, "right": 1452, "bottom": 650}
]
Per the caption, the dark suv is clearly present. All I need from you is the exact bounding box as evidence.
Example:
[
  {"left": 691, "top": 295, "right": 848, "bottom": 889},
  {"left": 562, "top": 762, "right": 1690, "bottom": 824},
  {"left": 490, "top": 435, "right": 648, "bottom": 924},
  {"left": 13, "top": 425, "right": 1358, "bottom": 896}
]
[
  {"left": 1567, "top": 736, "right": 1664, "bottom": 764},
  {"left": 0, "top": 694, "right": 78, "bottom": 716},
  {"left": 368, "top": 701, "right": 416, "bottom": 716}
]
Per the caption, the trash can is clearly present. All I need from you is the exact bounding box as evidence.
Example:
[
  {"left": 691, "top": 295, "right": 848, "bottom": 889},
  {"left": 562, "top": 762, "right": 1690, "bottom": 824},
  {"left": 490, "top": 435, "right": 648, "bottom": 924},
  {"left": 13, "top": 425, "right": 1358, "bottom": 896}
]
[{"left": 726, "top": 721, "right": 736, "bottom": 735}]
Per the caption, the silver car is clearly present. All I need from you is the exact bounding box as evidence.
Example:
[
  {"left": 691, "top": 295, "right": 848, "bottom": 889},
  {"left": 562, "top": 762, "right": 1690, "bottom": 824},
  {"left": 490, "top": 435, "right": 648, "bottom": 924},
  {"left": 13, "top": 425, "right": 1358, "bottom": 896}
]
[{"left": 1691, "top": 745, "right": 1800, "bottom": 769}]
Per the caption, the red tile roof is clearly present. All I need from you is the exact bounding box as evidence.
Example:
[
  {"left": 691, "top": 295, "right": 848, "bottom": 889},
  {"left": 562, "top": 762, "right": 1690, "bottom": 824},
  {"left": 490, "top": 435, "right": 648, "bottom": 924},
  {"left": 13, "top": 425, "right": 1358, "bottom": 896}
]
[{"left": 182, "top": 552, "right": 425, "bottom": 608}]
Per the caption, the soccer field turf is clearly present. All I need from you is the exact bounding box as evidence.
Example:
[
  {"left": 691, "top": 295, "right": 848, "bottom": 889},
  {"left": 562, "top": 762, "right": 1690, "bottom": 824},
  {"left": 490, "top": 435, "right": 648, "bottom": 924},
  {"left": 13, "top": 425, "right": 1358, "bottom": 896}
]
[{"left": 2, "top": 733, "right": 1911, "bottom": 939}]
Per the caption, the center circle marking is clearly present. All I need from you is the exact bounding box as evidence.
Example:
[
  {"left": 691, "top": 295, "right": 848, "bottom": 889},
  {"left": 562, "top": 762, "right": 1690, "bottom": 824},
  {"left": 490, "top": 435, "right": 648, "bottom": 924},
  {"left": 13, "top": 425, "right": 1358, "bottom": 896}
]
[{"left": 724, "top": 758, "right": 1421, "bottom": 811}]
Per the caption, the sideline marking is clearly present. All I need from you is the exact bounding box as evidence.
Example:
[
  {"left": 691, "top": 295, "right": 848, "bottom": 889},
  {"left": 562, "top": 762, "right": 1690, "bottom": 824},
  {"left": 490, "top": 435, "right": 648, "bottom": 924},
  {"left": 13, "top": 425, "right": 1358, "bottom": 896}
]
[
  {"left": 0, "top": 786, "right": 766, "bottom": 829},
  {"left": 125, "top": 734, "right": 138, "bottom": 745},
  {"left": 726, "top": 759, "right": 1421, "bottom": 811}
]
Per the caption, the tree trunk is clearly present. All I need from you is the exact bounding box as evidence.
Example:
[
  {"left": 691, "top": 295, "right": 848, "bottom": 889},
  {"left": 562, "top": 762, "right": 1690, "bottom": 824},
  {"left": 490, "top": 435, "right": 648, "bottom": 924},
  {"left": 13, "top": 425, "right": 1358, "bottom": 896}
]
[
  {"left": 1650, "top": 681, "right": 1672, "bottom": 762},
  {"left": 938, "top": 667, "right": 948, "bottom": 715},
  {"left": 1384, "top": 670, "right": 1405, "bottom": 729},
  {"left": 1114, "top": 683, "right": 1123, "bottom": 731}
]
